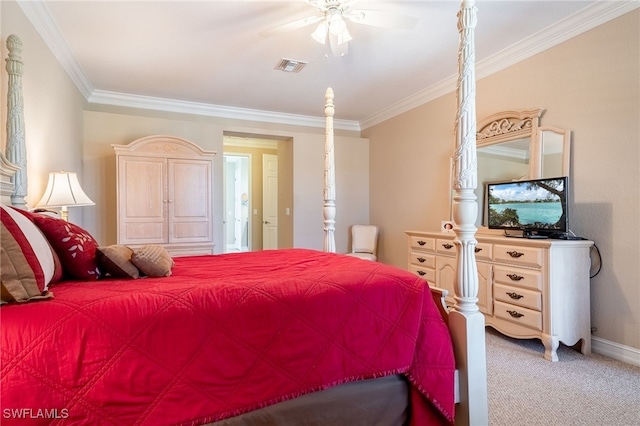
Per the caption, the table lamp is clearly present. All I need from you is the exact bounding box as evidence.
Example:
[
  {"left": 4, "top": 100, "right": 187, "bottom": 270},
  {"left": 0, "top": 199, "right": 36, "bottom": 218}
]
[{"left": 36, "top": 171, "right": 95, "bottom": 221}]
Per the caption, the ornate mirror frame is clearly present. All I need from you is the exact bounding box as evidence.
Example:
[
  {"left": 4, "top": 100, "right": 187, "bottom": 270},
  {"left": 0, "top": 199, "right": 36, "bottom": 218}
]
[
  {"left": 476, "top": 109, "right": 544, "bottom": 178},
  {"left": 476, "top": 109, "right": 571, "bottom": 179}
]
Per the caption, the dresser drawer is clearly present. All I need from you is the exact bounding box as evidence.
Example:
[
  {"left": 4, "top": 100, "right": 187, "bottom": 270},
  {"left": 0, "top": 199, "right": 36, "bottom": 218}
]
[
  {"left": 436, "top": 239, "right": 456, "bottom": 254},
  {"left": 494, "top": 300, "right": 542, "bottom": 331},
  {"left": 494, "top": 283, "right": 542, "bottom": 311},
  {"left": 409, "top": 265, "right": 435, "bottom": 283},
  {"left": 410, "top": 236, "right": 435, "bottom": 251},
  {"left": 410, "top": 252, "right": 435, "bottom": 269},
  {"left": 494, "top": 265, "right": 543, "bottom": 291},
  {"left": 474, "top": 242, "right": 492, "bottom": 261},
  {"left": 493, "top": 244, "right": 543, "bottom": 268}
]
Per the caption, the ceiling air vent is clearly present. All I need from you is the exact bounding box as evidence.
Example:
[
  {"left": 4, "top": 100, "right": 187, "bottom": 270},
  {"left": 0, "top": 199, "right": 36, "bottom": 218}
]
[{"left": 274, "top": 58, "right": 307, "bottom": 73}]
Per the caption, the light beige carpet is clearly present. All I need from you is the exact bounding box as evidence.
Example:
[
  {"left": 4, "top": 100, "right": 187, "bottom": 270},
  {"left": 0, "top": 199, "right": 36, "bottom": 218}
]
[{"left": 486, "top": 329, "right": 640, "bottom": 425}]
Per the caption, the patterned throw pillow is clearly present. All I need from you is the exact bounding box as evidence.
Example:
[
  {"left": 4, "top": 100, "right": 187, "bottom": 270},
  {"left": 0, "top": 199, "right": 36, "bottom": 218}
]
[
  {"left": 131, "top": 245, "right": 174, "bottom": 277},
  {"left": 30, "top": 214, "right": 101, "bottom": 280},
  {"left": 1, "top": 205, "right": 57, "bottom": 304},
  {"left": 96, "top": 245, "right": 140, "bottom": 279},
  {"left": 9, "top": 207, "right": 64, "bottom": 282}
]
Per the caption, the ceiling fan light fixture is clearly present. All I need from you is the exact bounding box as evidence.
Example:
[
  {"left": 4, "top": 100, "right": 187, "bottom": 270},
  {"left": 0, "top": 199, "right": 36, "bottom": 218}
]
[
  {"left": 335, "top": 26, "right": 351, "bottom": 45},
  {"left": 328, "top": 14, "right": 346, "bottom": 36},
  {"left": 311, "top": 21, "right": 328, "bottom": 44}
]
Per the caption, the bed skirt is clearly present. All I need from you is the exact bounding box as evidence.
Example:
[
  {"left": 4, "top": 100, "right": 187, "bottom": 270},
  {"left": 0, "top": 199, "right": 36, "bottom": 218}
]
[{"left": 208, "top": 375, "right": 409, "bottom": 426}]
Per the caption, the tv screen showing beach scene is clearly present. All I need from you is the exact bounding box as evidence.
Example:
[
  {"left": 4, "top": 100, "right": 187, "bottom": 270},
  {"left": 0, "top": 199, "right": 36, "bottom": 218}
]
[{"left": 486, "top": 177, "right": 568, "bottom": 232}]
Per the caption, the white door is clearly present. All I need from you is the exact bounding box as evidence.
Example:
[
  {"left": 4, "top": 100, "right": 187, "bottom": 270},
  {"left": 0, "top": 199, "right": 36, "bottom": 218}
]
[{"left": 262, "top": 154, "right": 278, "bottom": 249}]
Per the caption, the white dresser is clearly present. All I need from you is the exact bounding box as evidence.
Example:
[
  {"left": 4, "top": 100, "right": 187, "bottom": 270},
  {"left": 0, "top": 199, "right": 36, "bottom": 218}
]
[{"left": 406, "top": 231, "right": 594, "bottom": 361}]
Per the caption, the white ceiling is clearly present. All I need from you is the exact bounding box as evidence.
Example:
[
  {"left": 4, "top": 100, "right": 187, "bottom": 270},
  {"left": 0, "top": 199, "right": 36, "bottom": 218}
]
[{"left": 20, "top": 1, "right": 637, "bottom": 129}]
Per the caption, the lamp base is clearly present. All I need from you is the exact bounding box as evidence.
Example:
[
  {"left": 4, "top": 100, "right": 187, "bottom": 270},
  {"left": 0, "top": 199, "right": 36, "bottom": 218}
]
[{"left": 60, "top": 206, "right": 69, "bottom": 222}]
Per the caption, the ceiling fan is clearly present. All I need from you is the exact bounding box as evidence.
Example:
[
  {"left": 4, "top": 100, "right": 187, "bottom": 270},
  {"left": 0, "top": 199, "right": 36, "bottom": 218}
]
[{"left": 260, "top": 0, "right": 419, "bottom": 57}]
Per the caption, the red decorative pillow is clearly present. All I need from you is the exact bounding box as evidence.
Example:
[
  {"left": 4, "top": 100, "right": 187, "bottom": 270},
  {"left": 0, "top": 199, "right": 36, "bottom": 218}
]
[
  {"left": 30, "top": 214, "right": 101, "bottom": 281},
  {"left": 1, "top": 205, "right": 57, "bottom": 303},
  {"left": 9, "top": 207, "right": 63, "bottom": 283}
]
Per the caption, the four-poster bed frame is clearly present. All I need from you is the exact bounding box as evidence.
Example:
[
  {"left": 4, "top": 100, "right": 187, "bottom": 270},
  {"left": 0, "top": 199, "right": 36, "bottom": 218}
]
[{"left": 2, "top": 1, "right": 487, "bottom": 424}]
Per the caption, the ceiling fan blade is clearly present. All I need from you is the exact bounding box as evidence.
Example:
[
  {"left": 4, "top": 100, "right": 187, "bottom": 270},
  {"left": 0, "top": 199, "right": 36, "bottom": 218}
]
[
  {"left": 344, "top": 9, "right": 418, "bottom": 29},
  {"left": 259, "top": 15, "right": 323, "bottom": 37}
]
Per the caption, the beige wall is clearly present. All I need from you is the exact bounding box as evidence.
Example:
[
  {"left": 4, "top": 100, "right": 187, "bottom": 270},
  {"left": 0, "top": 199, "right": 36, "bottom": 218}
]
[{"left": 363, "top": 10, "right": 640, "bottom": 351}]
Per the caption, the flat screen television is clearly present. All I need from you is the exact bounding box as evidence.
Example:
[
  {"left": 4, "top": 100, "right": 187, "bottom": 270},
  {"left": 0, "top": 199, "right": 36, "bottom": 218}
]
[{"left": 486, "top": 176, "right": 569, "bottom": 237}]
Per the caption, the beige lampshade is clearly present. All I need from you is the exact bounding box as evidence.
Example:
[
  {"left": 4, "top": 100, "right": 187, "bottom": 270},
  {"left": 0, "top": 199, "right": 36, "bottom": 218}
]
[{"left": 36, "top": 171, "right": 95, "bottom": 209}]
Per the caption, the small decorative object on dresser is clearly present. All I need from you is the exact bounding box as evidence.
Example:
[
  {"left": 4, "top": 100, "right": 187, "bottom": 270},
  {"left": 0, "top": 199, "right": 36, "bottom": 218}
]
[{"left": 406, "top": 230, "right": 594, "bottom": 362}]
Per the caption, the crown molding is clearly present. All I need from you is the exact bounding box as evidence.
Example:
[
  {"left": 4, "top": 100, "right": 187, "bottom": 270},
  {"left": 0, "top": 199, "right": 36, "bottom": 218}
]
[
  {"left": 89, "top": 90, "right": 361, "bottom": 132},
  {"left": 17, "top": 0, "right": 94, "bottom": 99},
  {"left": 360, "top": 1, "right": 640, "bottom": 130}
]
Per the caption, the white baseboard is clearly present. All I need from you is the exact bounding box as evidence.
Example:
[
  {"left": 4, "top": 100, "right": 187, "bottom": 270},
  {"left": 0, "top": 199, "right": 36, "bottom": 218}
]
[{"left": 592, "top": 336, "right": 640, "bottom": 367}]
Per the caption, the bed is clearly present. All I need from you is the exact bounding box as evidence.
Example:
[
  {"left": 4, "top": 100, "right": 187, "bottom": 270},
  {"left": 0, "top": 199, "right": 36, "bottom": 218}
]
[{"left": 1, "top": 1, "right": 487, "bottom": 425}]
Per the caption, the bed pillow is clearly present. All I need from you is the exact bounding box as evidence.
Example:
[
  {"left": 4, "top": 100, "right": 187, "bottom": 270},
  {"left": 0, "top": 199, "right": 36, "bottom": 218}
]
[
  {"left": 9, "top": 207, "right": 64, "bottom": 283},
  {"left": 1, "top": 205, "right": 56, "bottom": 304},
  {"left": 96, "top": 245, "right": 140, "bottom": 279},
  {"left": 131, "top": 245, "right": 173, "bottom": 277},
  {"left": 30, "top": 214, "right": 101, "bottom": 281}
]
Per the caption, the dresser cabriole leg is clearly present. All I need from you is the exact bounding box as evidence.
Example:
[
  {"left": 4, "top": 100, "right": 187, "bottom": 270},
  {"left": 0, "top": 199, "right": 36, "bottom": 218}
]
[{"left": 542, "top": 334, "right": 560, "bottom": 362}]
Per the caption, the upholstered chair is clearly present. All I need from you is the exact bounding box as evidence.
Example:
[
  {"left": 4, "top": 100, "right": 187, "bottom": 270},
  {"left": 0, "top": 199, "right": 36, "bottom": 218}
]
[{"left": 346, "top": 225, "right": 379, "bottom": 261}]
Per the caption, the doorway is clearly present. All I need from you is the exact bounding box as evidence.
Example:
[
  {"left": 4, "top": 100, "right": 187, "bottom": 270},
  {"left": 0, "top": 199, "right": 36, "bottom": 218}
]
[
  {"left": 223, "top": 134, "right": 292, "bottom": 251},
  {"left": 223, "top": 154, "right": 251, "bottom": 252}
]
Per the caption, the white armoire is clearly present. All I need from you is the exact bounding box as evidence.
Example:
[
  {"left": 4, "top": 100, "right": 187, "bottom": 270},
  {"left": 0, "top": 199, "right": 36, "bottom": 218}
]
[{"left": 112, "top": 135, "right": 216, "bottom": 256}]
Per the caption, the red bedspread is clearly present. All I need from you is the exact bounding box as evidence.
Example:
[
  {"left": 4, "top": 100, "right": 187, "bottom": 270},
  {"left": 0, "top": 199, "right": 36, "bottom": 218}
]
[{"left": 1, "top": 249, "right": 454, "bottom": 425}]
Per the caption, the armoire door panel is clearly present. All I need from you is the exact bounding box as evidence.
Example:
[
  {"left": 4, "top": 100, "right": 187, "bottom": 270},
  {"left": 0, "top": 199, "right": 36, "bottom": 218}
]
[
  {"left": 119, "top": 156, "right": 167, "bottom": 245},
  {"left": 123, "top": 222, "right": 166, "bottom": 244},
  {"left": 171, "top": 222, "right": 211, "bottom": 241},
  {"left": 168, "top": 159, "right": 212, "bottom": 243},
  {"left": 169, "top": 160, "right": 211, "bottom": 218}
]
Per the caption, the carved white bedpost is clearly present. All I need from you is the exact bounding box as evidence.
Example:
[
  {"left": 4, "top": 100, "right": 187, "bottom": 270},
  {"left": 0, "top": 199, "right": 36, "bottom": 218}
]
[
  {"left": 450, "top": 1, "right": 488, "bottom": 425},
  {"left": 323, "top": 87, "right": 336, "bottom": 253},
  {"left": 5, "top": 34, "right": 27, "bottom": 209}
]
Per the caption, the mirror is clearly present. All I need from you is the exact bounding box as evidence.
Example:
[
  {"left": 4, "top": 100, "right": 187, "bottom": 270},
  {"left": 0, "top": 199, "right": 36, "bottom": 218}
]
[
  {"left": 465, "top": 109, "right": 571, "bottom": 228},
  {"left": 539, "top": 126, "right": 571, "bottom": 178}
]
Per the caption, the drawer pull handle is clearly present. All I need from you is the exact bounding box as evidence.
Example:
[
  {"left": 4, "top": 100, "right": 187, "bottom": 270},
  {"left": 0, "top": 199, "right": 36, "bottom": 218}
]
[
  {"left": 507, "top": 273, "right": 524, "bottom": 281},
  {"left": 417, "top": 257, "right": 426, "bottom": 263},
  {"left": 442, "top": 243, "right": 454, "bottom": 250},
  {"left": 417, "top": 270, "right": 426, "bottom": 276},
  {"left": 417, "top": 240, "right": 426, "bottom": 246},
  {"left": 507, "top": 250, "right": 524, "bottom": 258},
  {"left": 507, "top": 310, "right": 524, "bottom": 318},
  {"left": 506, "top": 292, "right": 524, "bottom": 300},
  {"left": 474, "top": 247, "right": 482, "bottom": 253}
]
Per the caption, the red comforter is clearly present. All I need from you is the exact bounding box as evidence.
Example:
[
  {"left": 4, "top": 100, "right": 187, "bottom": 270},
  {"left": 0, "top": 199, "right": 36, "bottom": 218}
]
[{"left": 1, "top": 249, "right": 454, "bottom": 425}]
